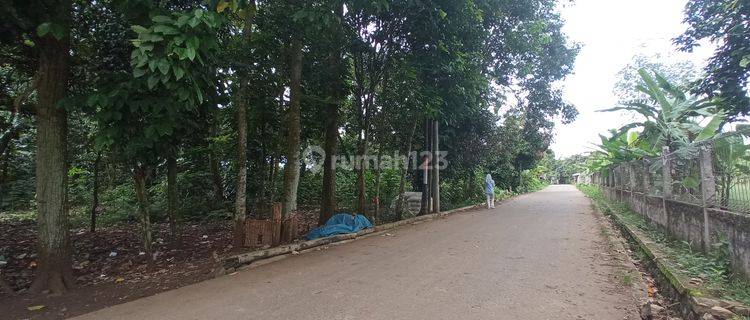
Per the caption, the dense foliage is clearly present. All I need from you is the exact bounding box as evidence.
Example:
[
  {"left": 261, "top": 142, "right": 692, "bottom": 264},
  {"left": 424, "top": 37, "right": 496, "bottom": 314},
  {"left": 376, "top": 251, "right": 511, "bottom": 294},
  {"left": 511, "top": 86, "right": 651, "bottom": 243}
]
[
  {"left": 1, "top": 0, "right": 578, "bottom": 293},
  {"left": 676, "top": 0, "right": 750, "bottom": 119}
]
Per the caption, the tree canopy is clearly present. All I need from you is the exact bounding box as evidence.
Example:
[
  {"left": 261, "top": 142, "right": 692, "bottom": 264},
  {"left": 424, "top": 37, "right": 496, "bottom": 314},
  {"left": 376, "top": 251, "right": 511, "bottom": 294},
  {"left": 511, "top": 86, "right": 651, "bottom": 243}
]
[{"left": 1, "top": 0, "right": 578, "bottom": 294}]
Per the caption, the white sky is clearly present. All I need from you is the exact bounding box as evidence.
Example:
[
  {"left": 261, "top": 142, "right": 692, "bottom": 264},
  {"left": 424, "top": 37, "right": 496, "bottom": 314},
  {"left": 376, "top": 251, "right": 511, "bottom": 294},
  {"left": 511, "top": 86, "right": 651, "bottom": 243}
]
[{"left": 550, "top": 0, "right": 715, "bottom": 158}]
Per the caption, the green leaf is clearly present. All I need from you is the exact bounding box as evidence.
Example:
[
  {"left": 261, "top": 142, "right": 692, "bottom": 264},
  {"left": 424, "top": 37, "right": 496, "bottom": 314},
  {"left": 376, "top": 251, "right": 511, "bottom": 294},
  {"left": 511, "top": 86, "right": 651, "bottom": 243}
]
[
  {"left": 37, "top": 22, "right": 65, "bottom": 40},
  {"left": 157, "top": 59, "right": 170, "bottom": 75},
  {"left": 174, "top": 35, "right": 186, "bottom": 45},
  {"left": 176, "top": 15, "right": 191, "bottom": 27},
  {"left": 131, "top": 25, "right": 149, "bottom": 34},
  {"left": 36, "top": 22, "right": 51, "bottom": 37},
  {"left": 638, "top": 68, "right": 672, "bottom": 116},
  {"left": 133, "top": 68, "right": 146, "bottom": 78},
  {"left": 153, "top": 25, "right": 180, "bottom": 35},
  {"left": 627, "top": 131, "right": 639, "bottom": 146},
  {"left": 186, "top": 36, "right": 200, "bottom": 50},
  {"left": 173, "top": 66, "right": 185, "bottom": 80},
  {"left": 188, "top": 17, "right": 200, "bottom": 28},
  {"left": 695, "top": 113, "right": 725, "bottom": 142},
  {"left": 186, "top": 47, "right": 196, "bottom": 61},
  {"left": 140, "top": 43, "right": 154, "bottom": 52},
  {"left": 140, "top": 33, "right": 164, "bottom": 42},
  {"left": 438, "top": 9, "right": 447, "bottom": 19},
  {"left": 147, "top": 75, "right": 159, "bottom": 89},
  {"left": 151, "top": 15, "right": 173, "bottom": 24},
  {"left": 740, "top": 55, "right": 750, "bottom": 68}
]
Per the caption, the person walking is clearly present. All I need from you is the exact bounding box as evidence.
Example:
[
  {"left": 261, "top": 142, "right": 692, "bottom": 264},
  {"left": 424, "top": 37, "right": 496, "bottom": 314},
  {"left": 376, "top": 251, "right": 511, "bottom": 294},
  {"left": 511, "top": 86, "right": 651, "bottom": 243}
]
[{"left": 485, "top": 174, "right": 495, "bottom": 209}]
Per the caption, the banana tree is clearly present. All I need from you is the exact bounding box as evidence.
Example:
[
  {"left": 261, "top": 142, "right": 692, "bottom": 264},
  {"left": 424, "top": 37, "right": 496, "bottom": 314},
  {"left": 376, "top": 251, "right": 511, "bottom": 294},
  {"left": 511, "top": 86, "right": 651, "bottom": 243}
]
[
  {"left": 599, "top": 68, "right": 724, "bottom": 151},
  {"left": 587, "top": 128, "right": 655, "bottom": 175}
]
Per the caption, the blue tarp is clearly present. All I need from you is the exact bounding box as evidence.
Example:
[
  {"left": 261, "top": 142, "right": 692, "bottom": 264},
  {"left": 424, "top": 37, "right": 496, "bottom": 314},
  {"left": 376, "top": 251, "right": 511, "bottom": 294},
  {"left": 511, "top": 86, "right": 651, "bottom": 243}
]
[{"left": 306, "top": 213, "right": 373, "bottom": 240}]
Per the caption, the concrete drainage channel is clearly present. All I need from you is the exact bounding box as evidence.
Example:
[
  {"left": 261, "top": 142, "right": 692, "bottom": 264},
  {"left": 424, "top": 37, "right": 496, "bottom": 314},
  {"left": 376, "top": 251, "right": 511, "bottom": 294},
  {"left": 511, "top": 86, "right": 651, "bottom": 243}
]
[
  {"left": 591, "top": 198, "right": 750, "bottom": 320},
  {"left": 218, "top": 203, "right": 483, "bottom": 275}
]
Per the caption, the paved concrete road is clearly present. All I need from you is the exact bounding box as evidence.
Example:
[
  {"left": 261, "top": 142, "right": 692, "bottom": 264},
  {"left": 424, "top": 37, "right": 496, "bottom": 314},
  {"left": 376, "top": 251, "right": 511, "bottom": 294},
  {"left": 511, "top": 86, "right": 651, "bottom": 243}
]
[{"left": 73, "top": 185, "right": 640, "bottom": 320}]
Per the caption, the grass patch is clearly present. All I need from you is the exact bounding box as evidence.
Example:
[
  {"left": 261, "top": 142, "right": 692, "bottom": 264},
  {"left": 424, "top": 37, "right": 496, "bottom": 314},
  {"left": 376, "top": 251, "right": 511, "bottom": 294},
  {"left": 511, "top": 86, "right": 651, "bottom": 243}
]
[
  {"left": 0, "top": 210, "right": 36, "bottom": 223},
  {"left": 578, "top": 184, "right": 750, "bottom": 306},
  {"left": 615, "top": 269, "right": 635, "bottom": 286}
]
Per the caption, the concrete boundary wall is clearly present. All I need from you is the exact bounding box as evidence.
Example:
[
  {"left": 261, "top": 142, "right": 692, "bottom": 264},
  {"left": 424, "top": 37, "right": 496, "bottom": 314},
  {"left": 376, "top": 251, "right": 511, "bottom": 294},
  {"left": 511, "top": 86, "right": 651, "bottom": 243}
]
[{"left": 602, "top": 186, "right": 750, "bottom": 279}]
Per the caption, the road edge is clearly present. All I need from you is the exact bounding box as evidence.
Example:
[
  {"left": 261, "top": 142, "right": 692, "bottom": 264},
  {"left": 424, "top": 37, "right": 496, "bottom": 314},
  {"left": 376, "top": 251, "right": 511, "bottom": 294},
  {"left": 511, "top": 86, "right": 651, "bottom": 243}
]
[
  {"left": 218, "top": 203, "right": 483, "bottom": 275},
  {"left": 585, "top": 189, "right": 750, "bottom": 319}
]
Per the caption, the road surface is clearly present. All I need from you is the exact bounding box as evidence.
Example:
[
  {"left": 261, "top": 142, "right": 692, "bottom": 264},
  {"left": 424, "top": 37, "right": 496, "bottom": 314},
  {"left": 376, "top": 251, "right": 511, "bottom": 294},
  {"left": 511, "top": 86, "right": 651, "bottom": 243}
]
[{"left": 73, "top": 185, "right": 640, "bottom": 320}]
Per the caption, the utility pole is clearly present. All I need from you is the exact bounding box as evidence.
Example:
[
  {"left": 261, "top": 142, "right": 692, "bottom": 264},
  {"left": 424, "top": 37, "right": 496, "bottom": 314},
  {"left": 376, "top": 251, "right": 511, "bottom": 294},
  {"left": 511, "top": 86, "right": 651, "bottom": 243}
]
[{"left": 431, "top": 120, "right": 440, "bottom": 213}]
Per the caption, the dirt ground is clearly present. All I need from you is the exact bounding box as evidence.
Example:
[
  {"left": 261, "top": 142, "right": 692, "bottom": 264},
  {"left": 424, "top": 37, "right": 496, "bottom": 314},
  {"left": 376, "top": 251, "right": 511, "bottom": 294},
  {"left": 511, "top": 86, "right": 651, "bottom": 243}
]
[
  {"left": 70, "top": 185, "right": 651, "bottom": 320},
  {"left": 0, "top": 209, "right": 320, "bottom": 320}
]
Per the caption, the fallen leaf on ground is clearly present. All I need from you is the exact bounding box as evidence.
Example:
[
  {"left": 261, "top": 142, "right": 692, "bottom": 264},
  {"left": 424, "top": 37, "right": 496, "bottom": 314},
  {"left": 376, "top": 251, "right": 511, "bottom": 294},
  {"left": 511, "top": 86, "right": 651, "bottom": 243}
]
[{"left": 27, "top": 305, "right": 45, "bottom": 311}]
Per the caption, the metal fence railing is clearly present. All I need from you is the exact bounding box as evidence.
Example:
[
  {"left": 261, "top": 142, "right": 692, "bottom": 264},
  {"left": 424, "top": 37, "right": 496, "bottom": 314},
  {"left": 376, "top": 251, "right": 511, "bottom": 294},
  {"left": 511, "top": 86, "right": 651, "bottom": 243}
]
[
  {"left": 631, "top": 160, "right": 644, "bottom": 193},
  {"left": 669, "top": 148, "right": 703, "bottom": 206},
  {"left": 645, "top": 157, "right": 663, "bottom": 197},
  {"left": 591, "top": 139, "right": 750, "bottom": 215},
  {"left": 713, "top": 140, "right": 750, "bottom": 213}
]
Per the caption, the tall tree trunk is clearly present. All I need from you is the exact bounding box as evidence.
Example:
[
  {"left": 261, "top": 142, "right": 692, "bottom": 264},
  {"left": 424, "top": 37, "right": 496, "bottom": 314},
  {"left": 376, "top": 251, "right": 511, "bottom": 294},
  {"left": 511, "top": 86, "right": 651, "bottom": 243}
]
[
  {"left": 256, "top": 154, "right": 267, "bottom": 212},
  {"left": 374, "top": 151, "right": 382, "bottom": 223},
  {"left": 0, "top": 149, "right": 10, "bottom": 186},
  {"left": 30, "top": 0, "right": 74, "bottom": 294},
  {"left": 90, "top": 152, "right": 101, "bottom": 233},
  {"left": 281, "top": 39, "right": 303, "bottom": 218},
  {"left": 320, "top": 106, "right": 338, "bottom": 224},
  {"left": 355, "top": 83, "right": 374, "bottom": 217},
  {"left": 233, "top": 4, "right": 257, "bottom": 248},
  {"left": 255, "top": 123, "right": 268, "bottom": 211},
  {"left": 208, "top": 115, "right": 224, "bottom": 205},
  {"left": 465, "top": 169, "right": 474, "bottom": 199},
  {"left": 395, "top": 121, "right": 417, "bottom": 218},
  {"left": 208, "top": 150, "right": 223, "bottom": 204},
  {"left": 166, "top": 154, "right": 180, "bottom": 245},
  {"left": 106, "top": 157, "right": 116, "bottom": 189},
  {"left": 133, "top": 165, "right": 152, "bottom": 255},
  {"left": 355, "top": 94, "right": 369, "bottom": 216},
  {"left": 268, "top": 155, "right": 279, "bottom": 202},
  {"left": 356, "top": 140, "right": 367, "bottom": 215},
  {"left": 234, "top": 85, "right": 248, "bottom": 248},
  {"left": 320, "top": 43, "right": 343, "bottom": 225}
]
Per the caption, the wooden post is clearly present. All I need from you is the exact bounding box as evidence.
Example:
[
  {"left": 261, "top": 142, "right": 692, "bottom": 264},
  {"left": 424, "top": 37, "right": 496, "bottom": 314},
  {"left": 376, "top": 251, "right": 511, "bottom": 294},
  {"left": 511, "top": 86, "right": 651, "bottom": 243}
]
[
  {"left": 662, "top": 146, "right": 672, "bottom": 199},
  {"left": 699, "top": 144, "right": 717, "bottom": 250},
  {"left": 629, "top": 161, "right": 637, "bottom": 192},
  {"left": 642, "top": 159, "right": 650, "bottom": 195},
  {"left": 612, "top": 166, "right": 617, "bottom": 189},
  {"left": 613, "top": 167, "right": 617, "bottom": 189},
  {"left": 420, "top": 119, "right": 430, "bottom": 215},
  {"left": 272, "top": 202, "right": 282, "bottom": 246},
  {"left": 431, "top": 120, "right": 440, "bottom": 213},
  {"left": 661, "top": 146, "right": 671, "bottom": 233}
]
